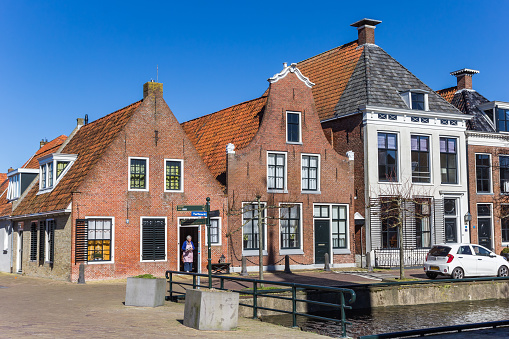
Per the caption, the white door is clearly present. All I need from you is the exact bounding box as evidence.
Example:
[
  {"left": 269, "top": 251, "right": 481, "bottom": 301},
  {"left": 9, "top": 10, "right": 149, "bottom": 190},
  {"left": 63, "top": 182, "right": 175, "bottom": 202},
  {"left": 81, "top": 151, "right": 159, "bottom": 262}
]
[{"left": 16, "top": 231, "right": 22, "bottom": 273}]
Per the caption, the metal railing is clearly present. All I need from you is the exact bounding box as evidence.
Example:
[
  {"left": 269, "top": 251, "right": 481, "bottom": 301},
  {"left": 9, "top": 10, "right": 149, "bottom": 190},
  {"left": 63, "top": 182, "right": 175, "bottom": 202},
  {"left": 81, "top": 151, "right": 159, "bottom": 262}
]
[
  {"left": 165, "top": 270, "right": 356, "bottom": 338},
  {"left": 359, "top": 319, "right": 509, "bottom": 339},
  {"left": 374, "top": 248, "right": 428, "bottom": 268}
]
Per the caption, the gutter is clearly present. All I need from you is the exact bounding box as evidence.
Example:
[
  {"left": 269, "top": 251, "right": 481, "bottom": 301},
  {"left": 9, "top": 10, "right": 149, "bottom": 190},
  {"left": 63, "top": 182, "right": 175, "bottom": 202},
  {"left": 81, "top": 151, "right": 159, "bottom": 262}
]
[{"left": 10, "top": 209, "right": 71, "bottom": 221}]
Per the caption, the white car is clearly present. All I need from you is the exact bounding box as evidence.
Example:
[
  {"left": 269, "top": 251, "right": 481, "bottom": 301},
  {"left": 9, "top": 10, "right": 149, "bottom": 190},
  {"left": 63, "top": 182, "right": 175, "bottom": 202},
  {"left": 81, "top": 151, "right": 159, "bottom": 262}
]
[{"left": 423, "top": 243, "right": 509, "bottom": 279}]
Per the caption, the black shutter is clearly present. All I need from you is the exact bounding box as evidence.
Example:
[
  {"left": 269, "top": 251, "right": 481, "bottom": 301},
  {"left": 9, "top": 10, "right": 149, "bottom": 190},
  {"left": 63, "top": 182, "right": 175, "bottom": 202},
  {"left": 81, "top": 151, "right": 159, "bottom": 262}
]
[
  {"left": 48, "top": 220, "right": 55, "bottom": 265},
  {"left": 30, "top": 222, "right": 37, "bottom": 261},
  {"left": 75, "top": 219, "right": 88, "bottom": 264},
  {"left": 142, "top": 219, "right": 166, "bottom": 261},
  {"left": 39, "top": 221, "right": 45, "bottom": 265}
]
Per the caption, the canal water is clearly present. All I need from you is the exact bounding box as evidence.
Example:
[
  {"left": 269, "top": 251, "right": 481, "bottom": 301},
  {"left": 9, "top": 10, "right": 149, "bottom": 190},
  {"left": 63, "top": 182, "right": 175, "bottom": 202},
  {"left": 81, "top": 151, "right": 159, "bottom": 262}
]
[{"left": 264, "top": 298, "right": 509, "bottom": 338}]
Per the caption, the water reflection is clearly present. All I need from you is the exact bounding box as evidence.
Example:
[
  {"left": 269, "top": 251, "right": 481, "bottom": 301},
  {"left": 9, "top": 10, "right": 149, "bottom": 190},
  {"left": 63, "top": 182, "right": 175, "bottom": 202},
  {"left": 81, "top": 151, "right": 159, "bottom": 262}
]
[{"left": 264, "top": 299, "right": 509, "bottom": 338}]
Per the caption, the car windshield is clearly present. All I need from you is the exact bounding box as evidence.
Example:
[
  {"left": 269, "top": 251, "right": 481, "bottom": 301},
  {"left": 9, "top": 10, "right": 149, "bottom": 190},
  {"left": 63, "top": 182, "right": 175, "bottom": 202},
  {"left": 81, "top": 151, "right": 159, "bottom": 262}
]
[{"left": 429, "top": 246, "right": 451, "bottom": 257}]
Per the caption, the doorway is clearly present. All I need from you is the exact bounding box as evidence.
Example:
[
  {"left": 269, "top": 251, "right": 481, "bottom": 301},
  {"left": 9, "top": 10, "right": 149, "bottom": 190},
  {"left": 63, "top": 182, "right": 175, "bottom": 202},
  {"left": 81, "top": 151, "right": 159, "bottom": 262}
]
[
  {"left": 477, "top": 204, "right": 492, "bottom": 250},
  {"left": 179, "top": 225, "right": 199, "bottom": 272},
  {"left": 314, "top": 220, "right": 330, "bottom": 264},
  {"left": 16, "top": 231, "right": 22, "bottom": 273}
]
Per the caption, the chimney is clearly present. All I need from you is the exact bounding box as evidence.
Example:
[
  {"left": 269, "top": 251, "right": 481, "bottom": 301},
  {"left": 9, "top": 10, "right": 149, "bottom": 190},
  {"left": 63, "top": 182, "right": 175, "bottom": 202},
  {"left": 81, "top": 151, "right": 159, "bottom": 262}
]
[
  {"left": 143, "top": 80, "right": 163, "bottom": 99},
  {"left": 450, "top": 68, "right": 479, "bottom": 90},
  {"left": 77, "top": 118, "right": 84, "bottom": 127},
  {"left": 351, "top": 18, "right": 382, "bottom": 45},
  {"left": 40, "top": 139, "right": 48, "bottom": 148},
  {"left": 8, "top": 167, "right": 14, "bottom": 173}
]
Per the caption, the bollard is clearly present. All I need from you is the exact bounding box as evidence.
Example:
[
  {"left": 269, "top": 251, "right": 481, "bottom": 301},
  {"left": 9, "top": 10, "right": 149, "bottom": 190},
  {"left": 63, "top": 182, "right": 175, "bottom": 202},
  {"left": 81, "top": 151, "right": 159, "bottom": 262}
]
[
  {"left": 284, "top": 255, "right": 292, "bottom": 274},
  {"left": 78, "top": 263, "right": 86, "bottom": 284},
  {"left": 367, "top": 251, "right": 374, "bottom": 273},
  {"left": 241, "top": 256, "right": 248, "bottom": 276},
  {"left": 324, "top": 253, "right": 331, "bottom": 271}
]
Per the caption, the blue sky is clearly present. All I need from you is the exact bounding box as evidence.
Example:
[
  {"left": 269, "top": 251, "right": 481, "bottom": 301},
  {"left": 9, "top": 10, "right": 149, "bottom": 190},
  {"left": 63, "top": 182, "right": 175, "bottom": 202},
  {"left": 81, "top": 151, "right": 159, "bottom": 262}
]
[{"left": 0, "top": 1, "right": 507, "bottom": 173}]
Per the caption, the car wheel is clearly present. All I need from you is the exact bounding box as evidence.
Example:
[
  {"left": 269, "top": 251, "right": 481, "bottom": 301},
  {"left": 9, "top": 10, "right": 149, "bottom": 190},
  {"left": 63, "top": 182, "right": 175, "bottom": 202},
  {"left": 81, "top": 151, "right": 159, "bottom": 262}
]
[
  {"left": 451, "top": 267, "right": 464, "bottom": 279},
  {"left": 498, "top": 265, "right": 509, "bottom": 277},
  {"left": 426, "top": 272, "right": 438, "bottom": 279}
]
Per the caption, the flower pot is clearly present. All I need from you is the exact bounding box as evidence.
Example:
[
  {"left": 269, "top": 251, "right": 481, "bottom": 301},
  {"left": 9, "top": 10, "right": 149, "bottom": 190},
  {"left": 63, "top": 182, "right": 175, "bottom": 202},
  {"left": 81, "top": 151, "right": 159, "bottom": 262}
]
[
  {"left": 125, "top": 277, "right": 166, "bottom": 307},
  {"left": 184, "top": 288, "right": 239, "bottom": 330}
]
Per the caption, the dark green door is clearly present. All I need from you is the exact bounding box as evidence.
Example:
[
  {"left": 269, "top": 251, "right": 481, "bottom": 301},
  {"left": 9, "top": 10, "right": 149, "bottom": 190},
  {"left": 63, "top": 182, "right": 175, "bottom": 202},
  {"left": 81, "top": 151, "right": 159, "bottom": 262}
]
[{"left": 315, "top": 220, "right": 330, "bottom": 264}]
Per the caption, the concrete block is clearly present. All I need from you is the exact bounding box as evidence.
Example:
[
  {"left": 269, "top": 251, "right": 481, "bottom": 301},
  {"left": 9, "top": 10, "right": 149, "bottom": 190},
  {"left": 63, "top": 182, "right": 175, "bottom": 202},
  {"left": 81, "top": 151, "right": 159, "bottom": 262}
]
[
  {"left": 125, "top": 277, "right": 166, "bottom": 307},
  {"left": 184, "top": 289, "right": 239, "bottom": 330}
]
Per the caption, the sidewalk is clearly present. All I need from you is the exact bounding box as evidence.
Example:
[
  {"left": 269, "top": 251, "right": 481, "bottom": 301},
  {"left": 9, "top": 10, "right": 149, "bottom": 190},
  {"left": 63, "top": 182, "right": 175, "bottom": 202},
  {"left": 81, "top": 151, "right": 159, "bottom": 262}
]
[{"left": 0, "top": 272, "right": 328, "bottom": 339}]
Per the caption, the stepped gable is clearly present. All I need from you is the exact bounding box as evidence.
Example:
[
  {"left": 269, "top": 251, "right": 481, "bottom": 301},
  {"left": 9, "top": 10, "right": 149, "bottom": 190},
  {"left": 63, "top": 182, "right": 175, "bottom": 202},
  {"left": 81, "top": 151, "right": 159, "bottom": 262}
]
[
  {"left": 13, "top": 101, "right": 142, "bottom": 216},
  {"left": 181, "top": 96, "right": 267, "bottom": 184}
]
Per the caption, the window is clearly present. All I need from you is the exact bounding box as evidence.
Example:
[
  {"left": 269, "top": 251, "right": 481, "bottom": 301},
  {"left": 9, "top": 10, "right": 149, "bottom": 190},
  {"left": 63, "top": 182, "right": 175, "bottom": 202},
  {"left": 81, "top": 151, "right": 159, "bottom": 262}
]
[
  {"left": 207, "top": 218, "right": 220, "bottom": 245},
  {"left": 87, "top": 218, "right": 112, "bottom": 261},
  {"left": 444, "top": 198, "right": 458, "bottom": 243},
  {"left": 129, "top": 157, "right": 148, "bottom": 191},
  {"left": 313, "top": 205, "right": 329, "bottom": 218},
  {"left": 498, "top": 108, "right": 509, "bottom": 132},
  {"left": 381, "top": 198, "right": 399, "bottom": 249},
  {"left": 7, "top": 169, "right": 38, "bottom": 201},
  {"left": 378, "top": 133, "right": 398, "bottom": 182},
  {"left": 38, "top": 154, "right": 77, "bottom": 193},
  {"left": 502, "top": 205, "right": 509, "bottom": 243},
  {"left": 500, "top": 156, "right": 509, "bottom": 193},
  {"left": 280, "top": 204, "right": 300, "bottom": 249},
  {"left": 332, "top": 205, "right": 348, "bottom": 249},
  {"left": 165, "top": 159, "right": 183, "bottom": 192},
  {"left": 242, "top": 203, "right": 266, "bottom": 251},
  {"left": 302, "top": 155, "right": 319, "bottom": 191},
  {"left": 56, "top": 161, "right": 69, "bottom": 179},
  {"left": 476, "top": 154, "right": 491, "bottom": 193},
  {"left": 440, "top": 137, "right": 458, "bottom": 184},
  {"left": 286, "top": 111, "right": 301, "bottom": 143},
  {"left": 267, "top": 152, "right": 286, "bottom": 190},
  {"left": 141, "top": 218, "right": 166, "bottom": 261},
  {"left": 30, "top": 222, "right": 37, "bottom": 261},
  {"left": 411, "top": 93, "right": 425, "bottom": 111},
  {"left": 415, "top": 199, "right": 431, "bottom": 248},
  {"left": 45, "top": 220, "right": 55, "bottom": 264},
  {"left": 411, "top": 135, "right": 430, "bottom": 183}
]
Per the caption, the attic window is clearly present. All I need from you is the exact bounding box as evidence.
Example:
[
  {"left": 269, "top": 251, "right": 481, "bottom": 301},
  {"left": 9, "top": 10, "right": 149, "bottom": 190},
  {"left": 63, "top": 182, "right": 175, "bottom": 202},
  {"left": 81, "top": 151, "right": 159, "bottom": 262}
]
[
  {"left": 478, "top": 101, "right": 509, "bottom": 132},
  {"left": 38, "top": 153, "right": 77, "bottom": 194},
  {"left": 401, "top": 90, "right": 429, "bottom": 111},
  {"left": 7, "top": 168, "right": 38, "bottom": 201}
]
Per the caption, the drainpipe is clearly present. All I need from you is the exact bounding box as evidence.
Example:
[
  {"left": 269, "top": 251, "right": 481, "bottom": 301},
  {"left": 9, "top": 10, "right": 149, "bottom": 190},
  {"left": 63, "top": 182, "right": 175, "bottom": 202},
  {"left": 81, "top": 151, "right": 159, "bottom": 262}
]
[{"left": 9, "top": 221, "right": 14, "bottom": 273}]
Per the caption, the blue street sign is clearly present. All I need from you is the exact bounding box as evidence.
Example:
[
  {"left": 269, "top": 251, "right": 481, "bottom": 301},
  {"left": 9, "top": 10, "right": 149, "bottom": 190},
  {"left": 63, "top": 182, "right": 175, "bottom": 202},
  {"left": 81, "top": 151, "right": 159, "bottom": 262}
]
[{"left": 191, "top": 211, "right": 207, "bottom": 217}]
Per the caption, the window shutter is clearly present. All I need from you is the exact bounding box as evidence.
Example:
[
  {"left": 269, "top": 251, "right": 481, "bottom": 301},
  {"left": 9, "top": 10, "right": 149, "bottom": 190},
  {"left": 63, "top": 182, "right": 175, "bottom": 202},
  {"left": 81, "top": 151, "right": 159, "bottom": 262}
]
[
  {"left": 433, "top": 198, "right": 445, "bottom": 245},
  {"left": 30, "top": 222, "right": 37, "bottom": 261},
  {"left": 75, "top": 219, "right": 88, "bottom": 264},
  {"left": 48, "top": 220, "right": 55, "bottom": 265},
  {"left": 403, "top": 201, "right": 416, "bottom": 249},
  {"left": 142, "top": 219, "right": 165, "bottom": 261},
  {"left": 39, "top": 221, "right": 45, "bottom": 265},
  {"left": 369, "top": 198, "right": 382, "bottom": 250}
]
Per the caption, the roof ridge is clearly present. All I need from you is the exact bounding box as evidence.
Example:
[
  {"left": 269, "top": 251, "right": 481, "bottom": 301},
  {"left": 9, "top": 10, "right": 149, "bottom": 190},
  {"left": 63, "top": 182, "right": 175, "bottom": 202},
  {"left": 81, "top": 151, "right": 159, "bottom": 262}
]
[
  {"left": 182, "top": 95, "right": 267, "bottom": 124},
  {"left": 297, "top": 40, "right": 358, "bottom": 65},
  {"left": 437, "top": 86, "right": 457, "bottom": 93},
  {"left": 87, "top": 100, "right": 143, "bottom": 126}
]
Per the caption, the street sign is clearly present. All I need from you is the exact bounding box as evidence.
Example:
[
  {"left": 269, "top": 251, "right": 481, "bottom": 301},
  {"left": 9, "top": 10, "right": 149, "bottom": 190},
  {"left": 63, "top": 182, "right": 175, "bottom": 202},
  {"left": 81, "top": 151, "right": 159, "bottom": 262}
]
[
  {"left": 177, "top": 205, "right": 205, "bottom": 212},
  {"left": 180, "top": 218, "right": 207, "bottom": 226},
  {"left": 209, "top": 210, "right": 220, "bottom": 217},
  {"left": 192, "top": 211, "right": 207, "bottom": 217}
]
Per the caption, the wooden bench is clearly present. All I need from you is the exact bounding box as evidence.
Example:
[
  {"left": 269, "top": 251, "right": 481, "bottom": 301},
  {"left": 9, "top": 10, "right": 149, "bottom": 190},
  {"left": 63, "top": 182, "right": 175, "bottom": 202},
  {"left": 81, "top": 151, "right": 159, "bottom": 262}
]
[{"left": 209, "top": 263, "right": 231, "bottom": 274}]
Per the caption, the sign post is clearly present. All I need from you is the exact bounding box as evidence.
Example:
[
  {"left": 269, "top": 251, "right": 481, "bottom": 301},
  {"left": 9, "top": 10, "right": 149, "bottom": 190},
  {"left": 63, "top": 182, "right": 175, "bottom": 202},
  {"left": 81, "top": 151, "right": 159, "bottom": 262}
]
[{"left": 206, "top": 197, "right": 212, "bottom": 288}]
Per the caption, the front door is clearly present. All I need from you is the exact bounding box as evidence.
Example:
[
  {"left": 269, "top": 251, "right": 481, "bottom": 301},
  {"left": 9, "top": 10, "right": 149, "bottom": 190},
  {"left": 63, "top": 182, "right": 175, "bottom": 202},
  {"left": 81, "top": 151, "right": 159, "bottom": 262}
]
[
  {"left": 179, "top": 225, "right": 199, "bottom": 272},
  {"left": 16, "top": 231, "right": 22, "bottom": 273},
  {"left": 314, "top": 220, "right": 330, "bottom": 264},
  {"left": 478, "top": 204, "right": 492, "bottom": 250}
]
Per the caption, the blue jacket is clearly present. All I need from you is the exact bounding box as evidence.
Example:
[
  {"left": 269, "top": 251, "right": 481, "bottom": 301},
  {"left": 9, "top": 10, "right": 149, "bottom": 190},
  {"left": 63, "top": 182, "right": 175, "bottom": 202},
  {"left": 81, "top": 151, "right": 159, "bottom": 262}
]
[{"left": 182, "top": 240, "right": 195, "bottom": 251}]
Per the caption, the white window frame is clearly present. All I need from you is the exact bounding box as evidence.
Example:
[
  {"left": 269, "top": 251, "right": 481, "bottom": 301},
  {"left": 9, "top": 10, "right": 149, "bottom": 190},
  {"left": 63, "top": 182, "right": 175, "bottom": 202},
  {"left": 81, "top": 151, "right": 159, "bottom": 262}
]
[
  {"left": 2, "top": 224, "right": 10, "bottom": 251},
  {"left": 164, "top": 159, "right": 184, "bottom": 193},
  {"left": 267, "top": 151, "right": 288, "bottom": 193},
  {"left": 401, "top": 90, "right": 429, "bottom": 111},
  {"left": 205, "top": 217, "right": 221, "bottom": 246},
  {"left": 128, "top": 157, "right": 150, "bottom": 192},
  {"left": 313, "top": 203, "right": 351, "bottom": 255},
  {"left": 286, "top": 111, "right": 302, "bottom": 144},
  {"left": 475, "top": 153, "right": 492, "bottom": 194},
  {"left": 279, "top": 203, "right": 304, "bottom": 255},
  {"left": 301, "top": 153, "right": 321, "bottom": 193},
  {"left": 85, "top": 216, "right": 115, "bottom": 264},
  {"left": 140, "top": 216, "right": 167, "bottom": 262},
  {"left": 44, "top": 218, "right": 54, "bottom": 262},
  {"left": 439, "top": 136, "right": 460, "bottom": 185},
  {"left": 37, "top": 154, "right": 77, "bottom": 194},
  {"left": 410, "top": 134, "right": 433, "bottom": 185},
  {"left": 242, "top": 202, "right": 268, "bottom": 256},
  {"left": 377, "top": 131, "right": 400, "bottom": 183}
]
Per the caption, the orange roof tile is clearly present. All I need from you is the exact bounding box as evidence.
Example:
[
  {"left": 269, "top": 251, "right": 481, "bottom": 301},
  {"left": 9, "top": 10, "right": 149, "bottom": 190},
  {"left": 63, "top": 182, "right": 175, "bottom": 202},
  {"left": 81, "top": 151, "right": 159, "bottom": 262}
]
[
  {"left": 0, "top": 174, "right": 10, "bottom": 217},
  {"left": 181, "top": 96, "right": 267, "bottom": 182},
  {"left": 437, "top": 86, "right": 457, "bottom": 103},
  {"left": 23, "top": 135, "right": 67, "bottom": 169},
  {"left": 13, "top": 101, "right": 142, "bottom": 216}
]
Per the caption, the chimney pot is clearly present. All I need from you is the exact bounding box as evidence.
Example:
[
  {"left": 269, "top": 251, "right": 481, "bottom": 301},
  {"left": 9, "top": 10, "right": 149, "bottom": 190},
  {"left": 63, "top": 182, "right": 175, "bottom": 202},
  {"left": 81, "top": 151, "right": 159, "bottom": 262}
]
[
  {"left": 450, "top": 68, "right": 479, "bottom": 90},
  {"left": 40, "top": 139, "right": 48, "bottom": 148},
  {"left": 143, "top": 81, "right": 163, "bottom": 99},
  {"left": 351, "top": 18, "right": 382, "bottom": 45}
]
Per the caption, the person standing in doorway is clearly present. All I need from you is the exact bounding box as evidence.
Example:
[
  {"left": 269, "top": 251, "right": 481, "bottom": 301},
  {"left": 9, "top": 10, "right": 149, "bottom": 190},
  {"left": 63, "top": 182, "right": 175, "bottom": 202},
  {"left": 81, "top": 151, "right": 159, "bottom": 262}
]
[{"left": 182, "top": 235, "right": 195, "bottom": 272}]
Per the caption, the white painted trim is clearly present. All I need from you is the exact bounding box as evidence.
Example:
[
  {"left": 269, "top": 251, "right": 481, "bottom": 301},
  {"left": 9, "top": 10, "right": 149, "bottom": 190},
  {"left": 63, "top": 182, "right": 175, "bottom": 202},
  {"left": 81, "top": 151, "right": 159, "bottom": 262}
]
[
  {"left": 84, "top": 216, "right": 115, "bottom": 264},
  {"left": 266, "top": 151, "right": 288, "bottom": 192},
  {"left": 44, "top": 218, "right": 54, "bottom": 263},
  {"left": 286, "top": 111, "right": 302, "bottom": 144},
  {"left": 163, "top": 158, "right": 184, "bottom": 193},
  {"left": 241, "top": 201, "right": 267, "bottom": 255},
  {"left": 278, "top": 202, "right": 303, "bottom": 253},
  {"left": 268, "top": 63, "right": 315, "bottom": 88},
  {"left": 410, "top": 133, "right": 433, "bottom": 185},
  {"left": 128, "top": 157, "right": 150, "bottom": 192},
  {"left": 139, "top": 216, "right": 167, "bottom": 262},
  {"left": 377, "top": 130, "right": 400, "bottom": 183},
  {"left": 37, "top": 154, "right": 77, "bottom": 195},
  {"left": 301, "top": 153, "right": 321, "bottom": 192},
  {"left": 205, "top": 217, "right": 221, "bottom": 246},
  {"left": 475, "top": 153, "right": 493, "bottom": 194}
]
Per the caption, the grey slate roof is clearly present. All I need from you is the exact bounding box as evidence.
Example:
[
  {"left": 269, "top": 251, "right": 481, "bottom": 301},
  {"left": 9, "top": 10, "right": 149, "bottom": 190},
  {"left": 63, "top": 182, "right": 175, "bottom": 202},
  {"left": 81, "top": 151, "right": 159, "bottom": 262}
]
[{"left": 335, "top": 45, "right": 463, "bottom": 116}]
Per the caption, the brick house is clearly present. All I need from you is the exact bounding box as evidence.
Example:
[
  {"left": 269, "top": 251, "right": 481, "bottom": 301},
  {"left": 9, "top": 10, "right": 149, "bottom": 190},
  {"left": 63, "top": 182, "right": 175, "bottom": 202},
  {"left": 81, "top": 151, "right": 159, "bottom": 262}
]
[
  {"left": 293, "top": 19, "right": 472, "bottom": 267},
  {"left": 438, "top": 69, "right": 509, "bottom": 255},
  {"left": 182, "top": 64, "right": 356, "bottom": 271},
  {"left": 10, "top": 82, "right": 227, "bottom": 281},
  {"left": 0, "top": 136, "right": 66, "bottom": 273}
]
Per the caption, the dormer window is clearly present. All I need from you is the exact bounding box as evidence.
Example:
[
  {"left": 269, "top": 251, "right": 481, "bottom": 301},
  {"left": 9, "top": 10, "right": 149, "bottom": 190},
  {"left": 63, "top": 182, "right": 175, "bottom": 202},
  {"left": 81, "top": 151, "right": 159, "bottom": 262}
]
[
  {"left": 38, "top": 153, "right": 77, "bottom": 194},
  {"left": 479, "top": 101, "right": 509, "bottom": 132},
  {"left": 7, "top": 168, "right": 38, "bottom": 201},
  {"left": 401, "top": 90, "right": 429, "bottom": 111}
]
